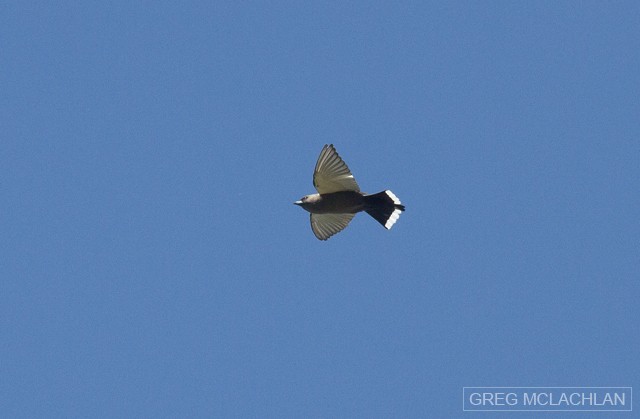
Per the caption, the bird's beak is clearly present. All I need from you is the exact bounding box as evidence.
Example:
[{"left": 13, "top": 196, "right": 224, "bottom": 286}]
[{"left": 294, "top": 200, "right": 302, "bottom": 205}]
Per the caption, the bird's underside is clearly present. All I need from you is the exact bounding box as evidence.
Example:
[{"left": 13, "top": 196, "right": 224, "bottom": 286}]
[{"left": 295, "top": 144, "right": 405, "bottom": 240}]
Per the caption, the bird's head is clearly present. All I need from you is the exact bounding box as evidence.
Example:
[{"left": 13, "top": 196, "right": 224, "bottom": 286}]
[{"left": 294, "top": 194, "right": 320, "bottom": 211}]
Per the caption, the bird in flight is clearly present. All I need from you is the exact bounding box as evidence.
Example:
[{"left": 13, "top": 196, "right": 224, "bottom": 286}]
[{"left": 294, "top": 144, "right": 405, "bottom": 240}]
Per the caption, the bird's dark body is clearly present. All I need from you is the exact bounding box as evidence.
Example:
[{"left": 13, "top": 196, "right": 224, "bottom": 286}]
[
  {"left": 305, "top": 191, "right": 366, "bottom": 214},
  {"left": 296, "top": 190, "right": 405, "bottom": 229}
]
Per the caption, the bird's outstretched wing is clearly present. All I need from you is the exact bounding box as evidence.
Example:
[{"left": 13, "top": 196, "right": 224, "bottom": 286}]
[
  {"left": 313, "top": 144, "right": 360, "bottom": 194},
  {"left": 310, "top": 213, "right": 355, "bottom": 240}
]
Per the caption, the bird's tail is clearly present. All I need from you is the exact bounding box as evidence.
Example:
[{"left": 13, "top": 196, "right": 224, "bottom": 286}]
[{"left": 364, "top": 190, "right": 405, "bottom": 230}]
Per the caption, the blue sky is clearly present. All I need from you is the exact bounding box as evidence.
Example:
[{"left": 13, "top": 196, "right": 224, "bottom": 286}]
[{"left": 1, "top": 2, "right": 638, "bottom": 417}]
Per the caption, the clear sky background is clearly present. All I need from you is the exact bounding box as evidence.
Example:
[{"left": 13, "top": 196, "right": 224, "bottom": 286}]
[{"left": 1, "top": 2, "right": 638, "bottom": 418}]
